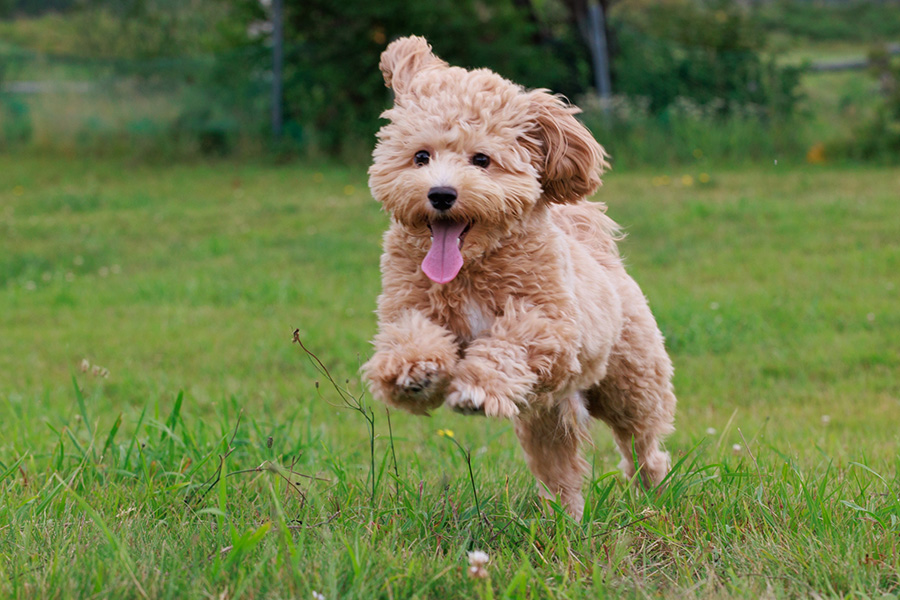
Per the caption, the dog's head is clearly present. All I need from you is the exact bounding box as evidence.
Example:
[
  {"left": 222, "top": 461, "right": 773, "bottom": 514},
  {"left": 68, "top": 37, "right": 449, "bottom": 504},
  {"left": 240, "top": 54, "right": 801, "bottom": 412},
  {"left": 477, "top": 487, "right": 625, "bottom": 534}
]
[{"left": 369, "top": 36, "right": 610, "bottom": 284}]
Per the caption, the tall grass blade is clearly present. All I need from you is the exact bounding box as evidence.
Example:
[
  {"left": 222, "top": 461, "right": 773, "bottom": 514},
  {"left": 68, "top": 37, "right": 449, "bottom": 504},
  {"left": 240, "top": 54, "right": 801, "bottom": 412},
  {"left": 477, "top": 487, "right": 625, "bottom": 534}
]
[{"left": 101, "top": 414, "right": 122, "bottom": 464}]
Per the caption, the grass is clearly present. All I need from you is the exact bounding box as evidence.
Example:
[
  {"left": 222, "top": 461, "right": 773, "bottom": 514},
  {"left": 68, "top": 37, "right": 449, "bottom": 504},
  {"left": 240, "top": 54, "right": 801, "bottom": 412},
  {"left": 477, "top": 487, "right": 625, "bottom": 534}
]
[{"left": 1, "top": 156, "right": 898, "bottom": 598}]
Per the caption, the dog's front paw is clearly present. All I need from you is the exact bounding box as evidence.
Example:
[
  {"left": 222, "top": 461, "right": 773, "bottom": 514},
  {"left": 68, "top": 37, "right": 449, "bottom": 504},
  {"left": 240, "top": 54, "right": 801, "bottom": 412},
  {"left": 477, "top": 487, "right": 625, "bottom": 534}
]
[
  {"left": 446, "top": 382, "right": 520, "bottom": 418},
  {"left": 445, "top": 356, "right": 533, "bottom": 419},
  {"left": 363, "top": 353, "right": 451, "bottom": 415},
  {"left": 396, "top": 360, "right": 443, "bottom": 396}
]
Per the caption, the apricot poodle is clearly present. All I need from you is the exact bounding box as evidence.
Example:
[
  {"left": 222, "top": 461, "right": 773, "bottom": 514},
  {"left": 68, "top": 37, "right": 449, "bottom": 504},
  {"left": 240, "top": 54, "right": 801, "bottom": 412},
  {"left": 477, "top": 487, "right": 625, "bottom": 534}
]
[{"left": 363, "top": 36, "right": 676, "bottom": 519}]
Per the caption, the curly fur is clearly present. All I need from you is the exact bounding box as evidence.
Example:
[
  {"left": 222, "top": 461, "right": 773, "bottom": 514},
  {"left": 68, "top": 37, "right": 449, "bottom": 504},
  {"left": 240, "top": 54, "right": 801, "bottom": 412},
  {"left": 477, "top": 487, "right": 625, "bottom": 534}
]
[{"left": 363, "top": 36, "right": 676, "bottom": 519}]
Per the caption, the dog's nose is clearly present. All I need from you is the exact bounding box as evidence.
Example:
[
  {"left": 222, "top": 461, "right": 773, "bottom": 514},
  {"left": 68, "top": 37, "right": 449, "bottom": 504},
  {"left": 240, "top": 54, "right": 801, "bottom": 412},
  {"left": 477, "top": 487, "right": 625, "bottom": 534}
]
[{"left": 428, "top": 186, "right": 457, "bottom": 211}]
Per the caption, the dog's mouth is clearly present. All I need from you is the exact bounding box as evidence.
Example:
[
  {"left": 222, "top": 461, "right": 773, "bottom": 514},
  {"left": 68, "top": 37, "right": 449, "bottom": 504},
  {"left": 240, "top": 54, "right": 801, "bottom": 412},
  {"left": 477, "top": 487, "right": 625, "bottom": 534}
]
[{"left": 423, "top": 220, "right": 471, "bottom": 284}]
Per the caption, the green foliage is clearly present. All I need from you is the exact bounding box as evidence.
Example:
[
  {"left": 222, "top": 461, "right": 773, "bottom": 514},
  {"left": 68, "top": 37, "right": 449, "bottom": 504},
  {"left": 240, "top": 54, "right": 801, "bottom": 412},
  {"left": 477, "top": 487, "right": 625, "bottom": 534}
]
[
  {"left": 837, "top": 47, "right": 900, "bottom": 162},
  {"left": 2, "top": 0, "right": 76, "bottom": 17},
  {"left": 0, "top": 2, "right": 273, "bottom": 158},
  {"left": 758, "top": 0, "right": 900, "bottom": 42},
  {"left": 276, "top": 0, "right": 589, "bottom": 155},
  {"left": 610, "top": 0, "right": 802, "bottom": 117},
  {"left": 579, "top": 95, "right": 809, "bottom": 167},
  {"left": 55, "top": 1, "right": 267, "bottom": 155},
  {"left": 167, "top": 48, "right": 270, "bottom": 157},
  {"left": 58, "top": 0, "right": 235, "bottom": 59},
  {"left": 0, "top": 60, "right": 33, "bottom": 147},
  {"left": 0, "top": 1, "right": 890, "bottom": 164}
]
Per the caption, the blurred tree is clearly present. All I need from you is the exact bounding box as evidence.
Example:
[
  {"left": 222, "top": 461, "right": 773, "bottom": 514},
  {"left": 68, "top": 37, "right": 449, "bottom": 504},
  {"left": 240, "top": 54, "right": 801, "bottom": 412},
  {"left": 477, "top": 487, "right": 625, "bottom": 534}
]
[
  {"left": 62, "top": 0, "right": 236, "bottom": 59},
  {"left": 609, "top": 0, "right": 801, "bottom": 117},
  {"left": 1, "top": 0, "right": 77, "bottom": 17},
  {"left": 848, "top": 46, "right": 900, "bottom": 161},
  {"left": 11, "top": 0, "right": 805, "bottom": 157},
  {"left": 271, "top": 0, "right": 590, "bottom": 155},
  {"left": 757, "top": 0, "right": 900, "bottom": 44},
  {"left": 559, "top": 0, "right": 616, "bottom": 96}
]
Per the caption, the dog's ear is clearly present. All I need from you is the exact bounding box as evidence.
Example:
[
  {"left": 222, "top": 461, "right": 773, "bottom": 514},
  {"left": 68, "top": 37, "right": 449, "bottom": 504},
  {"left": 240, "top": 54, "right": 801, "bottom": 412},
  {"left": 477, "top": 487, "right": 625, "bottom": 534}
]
[
  {"left": 524, "top": 90, "right": 610, "bottom": 203},
  {"left": 379, "top": 36, "right": 448, "bottom": 95}
]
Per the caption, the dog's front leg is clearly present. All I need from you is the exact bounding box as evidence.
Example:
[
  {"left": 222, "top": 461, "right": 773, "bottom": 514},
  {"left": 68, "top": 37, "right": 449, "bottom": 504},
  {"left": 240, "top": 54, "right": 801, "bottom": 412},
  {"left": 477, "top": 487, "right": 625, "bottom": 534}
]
[
  {"left": 447, "top": 302, "right": 579, "bottom": 418},
  {"left": 362, "top": 309, "right": 459, "bottom": 415}
]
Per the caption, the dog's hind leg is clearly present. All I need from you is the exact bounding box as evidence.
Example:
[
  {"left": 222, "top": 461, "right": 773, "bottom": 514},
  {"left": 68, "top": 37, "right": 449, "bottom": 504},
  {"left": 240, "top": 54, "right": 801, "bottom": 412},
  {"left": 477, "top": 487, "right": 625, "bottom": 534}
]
[
  {"left": 584, "top": 309, "right": 676, "bottom": 490},
  {"left": 514, "top": 395, "right": 590, "bottom": 519},
  {"left": 586, "top": 378, "right": 675, "bottom": 491}
]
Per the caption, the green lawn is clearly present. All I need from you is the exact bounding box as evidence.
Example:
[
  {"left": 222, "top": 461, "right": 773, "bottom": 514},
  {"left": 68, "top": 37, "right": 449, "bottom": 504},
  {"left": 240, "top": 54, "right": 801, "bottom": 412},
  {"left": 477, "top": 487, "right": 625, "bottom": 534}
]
[{"left": 1, "top": 156, "right": 898, "bottom": 598}]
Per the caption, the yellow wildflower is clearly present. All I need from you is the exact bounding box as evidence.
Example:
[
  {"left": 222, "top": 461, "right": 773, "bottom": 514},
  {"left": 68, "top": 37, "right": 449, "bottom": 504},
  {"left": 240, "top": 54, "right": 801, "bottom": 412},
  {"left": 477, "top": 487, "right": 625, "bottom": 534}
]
[{"left": 806, "top": 143, "right": 826, "bottom": 164}]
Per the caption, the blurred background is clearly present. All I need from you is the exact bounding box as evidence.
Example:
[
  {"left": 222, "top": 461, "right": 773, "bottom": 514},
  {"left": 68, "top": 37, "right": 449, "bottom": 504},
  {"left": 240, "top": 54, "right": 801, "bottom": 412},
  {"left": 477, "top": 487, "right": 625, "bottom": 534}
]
[{"left": 1, "top": 0, "right": 898, "bottom": 167}]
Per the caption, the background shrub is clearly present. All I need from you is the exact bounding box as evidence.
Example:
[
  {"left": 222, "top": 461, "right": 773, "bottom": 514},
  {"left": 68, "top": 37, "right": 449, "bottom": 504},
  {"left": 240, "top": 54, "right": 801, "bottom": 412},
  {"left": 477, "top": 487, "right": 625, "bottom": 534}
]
[
  {"left": 0, "top": 58, "right": 34, "bottom": 148},
  {"left": 609, "top": 0, "right": 802, "bottom": 117},
  {"left": 757, "top": 0, "right": 900, "bottom": 42},
  {"left": 0, "top": 0, "right": 897, "bottom": 164},
  {"left": 273, "top": 0, "right": 589, "bottom": 156},
  {"left": 832, "top": 45, "right": 900, "bottom": 162}
]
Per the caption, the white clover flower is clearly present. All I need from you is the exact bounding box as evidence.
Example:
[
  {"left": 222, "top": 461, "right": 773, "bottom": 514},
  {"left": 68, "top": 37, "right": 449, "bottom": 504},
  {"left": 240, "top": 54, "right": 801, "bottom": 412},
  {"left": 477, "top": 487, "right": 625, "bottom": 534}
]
[
  {"left": 732, "top": 444, "right": 742, "bottom": 454},
  {"left": 312, "top": 591, "right": 325, "bottom": 600},
  {"left": 706, "top": 427, "right": 717, "bottom": 435},
  {"left": 467, "top": 550, "right": 490, "bottom": 579},
  {"left": 468, "top": 550, "right": 489, "bottom": 567}
]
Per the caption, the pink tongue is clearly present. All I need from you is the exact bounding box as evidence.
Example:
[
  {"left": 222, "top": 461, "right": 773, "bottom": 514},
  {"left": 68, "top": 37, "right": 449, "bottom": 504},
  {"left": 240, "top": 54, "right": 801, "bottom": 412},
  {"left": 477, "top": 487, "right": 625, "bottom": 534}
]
[{"left": 422, "top": 221, "right": 467, "bottom": 284}]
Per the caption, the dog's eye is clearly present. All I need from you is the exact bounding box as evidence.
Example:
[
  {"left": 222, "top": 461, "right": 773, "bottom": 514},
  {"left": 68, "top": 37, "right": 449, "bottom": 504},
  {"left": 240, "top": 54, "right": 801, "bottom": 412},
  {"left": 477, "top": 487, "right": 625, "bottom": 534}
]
[
  {"left": 471, "top": 153, "right": 491, "bottom": 169},
  {"left": 414, "top": 150, "right": 430, "bottom": 167}
]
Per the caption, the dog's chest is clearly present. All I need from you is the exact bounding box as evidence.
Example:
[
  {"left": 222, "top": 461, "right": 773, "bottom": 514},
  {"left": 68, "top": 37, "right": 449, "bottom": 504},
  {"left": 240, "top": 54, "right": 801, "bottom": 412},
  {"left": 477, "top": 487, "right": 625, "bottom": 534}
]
[
  {"left": 426, "top": 279, "right": 497, "bottom": 341},
  {"left": 464, "top": 300, "right": 493, "bottom": 338}
]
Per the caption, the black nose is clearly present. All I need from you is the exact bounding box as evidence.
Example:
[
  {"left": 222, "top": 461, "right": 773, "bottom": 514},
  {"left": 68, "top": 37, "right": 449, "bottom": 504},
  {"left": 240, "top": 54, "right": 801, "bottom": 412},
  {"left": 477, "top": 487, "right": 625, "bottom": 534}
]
[{"left": 428, "top": 186, "right": 457, "bottom": 211}]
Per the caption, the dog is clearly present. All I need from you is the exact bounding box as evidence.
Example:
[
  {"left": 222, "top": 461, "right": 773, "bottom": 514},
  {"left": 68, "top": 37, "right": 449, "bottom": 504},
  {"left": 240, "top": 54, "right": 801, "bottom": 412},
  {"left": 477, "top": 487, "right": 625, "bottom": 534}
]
[{"left": 363, "top": 36, "right": 676, "bottom": 519}]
